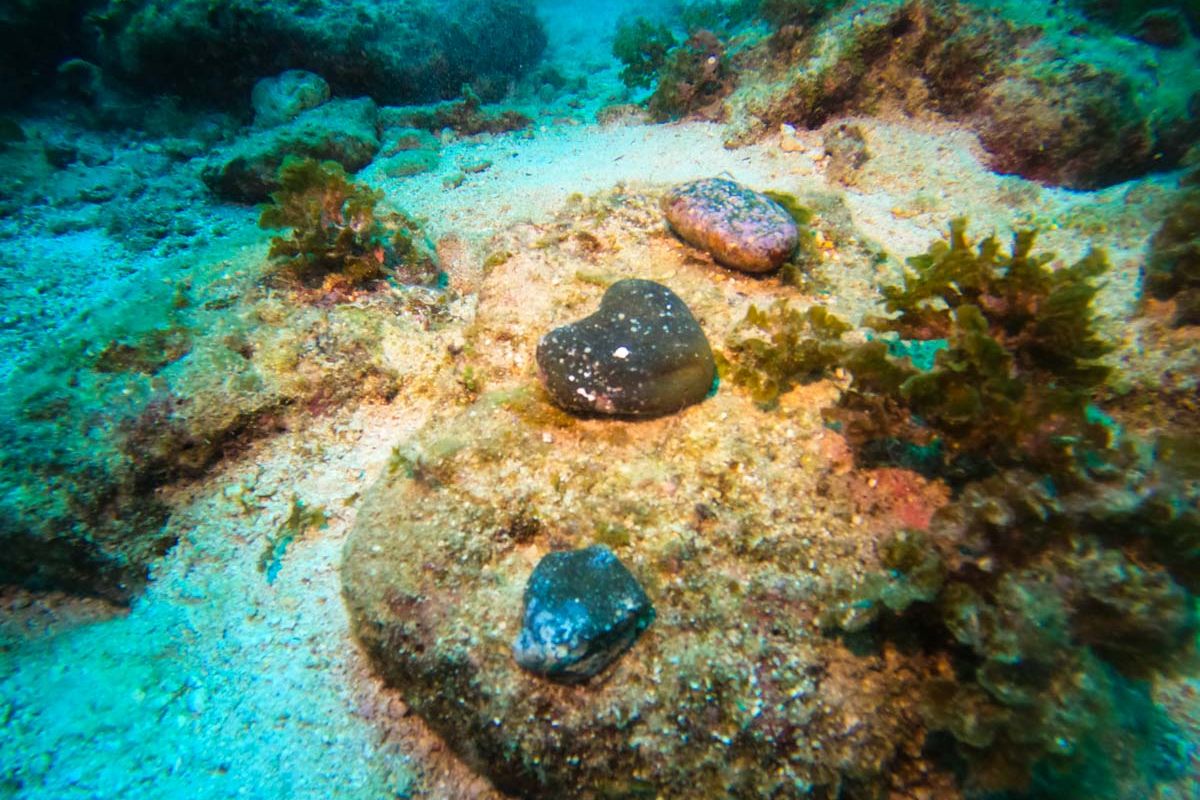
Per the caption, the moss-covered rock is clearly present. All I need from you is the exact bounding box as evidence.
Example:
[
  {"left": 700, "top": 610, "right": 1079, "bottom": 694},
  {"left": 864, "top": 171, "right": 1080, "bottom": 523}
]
[
  {"left": 722, "top": 0, "right": 1200, "bottom": 189},
  {"left": 202, "top": 98, "right": 381, "bottom": 203}
]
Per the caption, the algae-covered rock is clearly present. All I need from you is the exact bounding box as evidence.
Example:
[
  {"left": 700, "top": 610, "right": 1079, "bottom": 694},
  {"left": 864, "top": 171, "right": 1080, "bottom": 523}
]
[
  {"left": 512, "top": 544, "right": 654, "bottom": 683},
  {"left": 379, "top": 87, "right": 532, "bottom": 137},
  {"left": 342, "top": 392, "right": 918, "bottom": 798},
  {"left": 662, "top": 178, "right": 800, "bottom": 273},
  {"left": 0, "top": 415, "right": 172, "bottom": 605},
  {"left": 341, "top": 189, "right": 935, "bottom": 799},
  {"left": 0, "top": 220, "right": 451, "bottom": 603},
  {"left": 251, "top": 70, "right": 330, "bottom": 129},
  {"left": 1143, "top": 179, "right": 1200, "bottom": 325},
  {"left": 90, "top": 0, "right": 546, "bottom": 107},
  {"left": 202, "top": 98, "right": 380, "bottom": 203},
  {"left": 377, "top": 149, "right": 439, "bottom": 178},
  {"left": 536, "top": 279, "right": 716, "bottom": 417}
]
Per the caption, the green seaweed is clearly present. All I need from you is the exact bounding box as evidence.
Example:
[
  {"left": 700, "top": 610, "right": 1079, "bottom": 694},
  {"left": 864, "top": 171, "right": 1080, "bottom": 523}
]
[
  {"left": 717, "top": 301, "right": 853, "bottom": 408},
  {"left": 761, "top": 190, "right": 814, "bottom": 227},
  {"left": 259, "top": 494, "right": 329, "bottom": 584},
  {"left": 762, "top": 190, "right": 825, "bottom": 290},
  {"left": 868, "top": 218, "right": 1113, "bottom": 482},
  {"left": 612, "top": 16, "right": 736, "bottom": 121},
  {"left": 647, "top": 30, "right": 735, "bottom": 122},
  {"left": 821, "top": 529, "right": 946, "bottom": 631},
  {"left": 259, "top": 156, "right": 435, "bottom": 291},
  {"left": 483, "top": 250, "right": 513, "bottom": 269},
  {"left": 721, "top": 218, "right": 1198, "bottom": 793},
  {"left": 723, "top": 218, "right": 1116, "bottom": 484},
  {"left": 94, "top": 326, "right": 192, "bottom": 374},
  {"left": 613, "top": 18, "right": 678, "bottom": 89},
  {"left": 833, "top": 469, "right": 1197, "bottom": 797}
]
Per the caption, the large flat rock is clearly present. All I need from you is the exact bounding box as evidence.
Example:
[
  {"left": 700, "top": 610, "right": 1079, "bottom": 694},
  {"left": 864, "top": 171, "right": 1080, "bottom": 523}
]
[{"left": 341, "top": 190, "right": 943, "bottom": 798}]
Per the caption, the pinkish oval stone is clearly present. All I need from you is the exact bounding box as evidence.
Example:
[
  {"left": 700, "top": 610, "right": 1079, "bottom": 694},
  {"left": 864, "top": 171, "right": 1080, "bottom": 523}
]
[{"left": 662, "top": 178, "right": 799, "bottom": 273}]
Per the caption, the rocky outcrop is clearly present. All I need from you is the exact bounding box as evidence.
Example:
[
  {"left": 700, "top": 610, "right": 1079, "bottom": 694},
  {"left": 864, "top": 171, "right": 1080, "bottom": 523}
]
[
  {"left": 90, "top": 0, "right": 546, "bottom": 107},
  {"left": 723, "top": 0, "right": 1200, "bottom": 189},
  {"left": 202, "top": 98, "right": 380, "bottom": 203}
]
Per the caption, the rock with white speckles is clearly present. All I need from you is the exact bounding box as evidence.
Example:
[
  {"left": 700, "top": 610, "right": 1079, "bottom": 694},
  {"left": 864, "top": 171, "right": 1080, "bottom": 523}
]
[
  {"left": 662, "top": 178, "right": 799, "bottom": 273},
  {"left": 535, "top": 279, "right": 716, "bottom": 417},
  {"left": 513, "top": 544, "right": 654, "bottom": 683}
]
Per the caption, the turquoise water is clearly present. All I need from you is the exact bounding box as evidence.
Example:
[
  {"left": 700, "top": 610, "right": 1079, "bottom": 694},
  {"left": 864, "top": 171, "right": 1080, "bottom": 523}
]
[{"left": 1, "top": 1, "right": 1198, "bottom": 798}]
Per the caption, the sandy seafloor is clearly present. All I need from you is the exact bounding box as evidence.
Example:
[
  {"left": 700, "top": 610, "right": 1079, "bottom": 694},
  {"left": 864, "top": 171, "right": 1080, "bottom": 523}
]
[{"left": 0, "top": 2, "right": 1198, "bottom": 799}]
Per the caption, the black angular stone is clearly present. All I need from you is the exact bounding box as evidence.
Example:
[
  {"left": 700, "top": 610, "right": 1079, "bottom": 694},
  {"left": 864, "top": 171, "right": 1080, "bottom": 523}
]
[
  {"left": 512, "top": 545, "right": 654, "bottom": 683},
  {"left": 535, "top": 279, "right": 716, "bottom": 417}
]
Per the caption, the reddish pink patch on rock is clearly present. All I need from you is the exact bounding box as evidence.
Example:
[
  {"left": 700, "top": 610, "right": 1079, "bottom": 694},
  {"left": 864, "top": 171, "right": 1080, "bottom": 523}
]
[{"left": 855, "top": 467, "right": 949, "bottom": 532}]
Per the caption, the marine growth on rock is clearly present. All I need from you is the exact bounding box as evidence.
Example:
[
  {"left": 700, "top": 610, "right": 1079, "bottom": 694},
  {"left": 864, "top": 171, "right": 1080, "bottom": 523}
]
[{"left": 536, "top": 278, "right": 716, "bottom": 417}]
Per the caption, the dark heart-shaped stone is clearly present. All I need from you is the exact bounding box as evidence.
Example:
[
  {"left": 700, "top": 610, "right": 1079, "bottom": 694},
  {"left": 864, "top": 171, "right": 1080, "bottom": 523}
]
[
  {"left": 536, "top": 278, "right": 716, "bottom": 417},
  {"left": 512, "top": 544, "right": 654, "bottom": 683}
]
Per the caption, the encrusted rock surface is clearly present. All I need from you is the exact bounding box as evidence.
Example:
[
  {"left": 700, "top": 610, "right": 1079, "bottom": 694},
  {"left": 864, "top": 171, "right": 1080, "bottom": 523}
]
[
  {"left": 512, "top": 544, "right": 654, "bottom": 683},
  {"left": 536, "top": 278, "right": 716, "bottom": 417},
  {"left": 341, "top": 389, "right": 930, "bottom": 798},
  {"left": 341, "top": 189, "right": 949, "bottom": 799},
  {"left": 251, "top": 70, "right": 331, "bottom": 129},
  {"left": 721, "top": 0, "right": 1200, "bottom": 189},
  {"left": 662, "top": 178, "right": 799, "bottom": 272}
]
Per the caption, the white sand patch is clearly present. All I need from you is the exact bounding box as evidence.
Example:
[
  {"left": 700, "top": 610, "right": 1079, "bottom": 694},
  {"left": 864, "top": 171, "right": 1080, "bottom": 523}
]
[
  {"left": 0, "top": 399, "right": 502, "bottom": 800},
  {"left": 367, "top": 121, "right": 821, "bottom": 243}
]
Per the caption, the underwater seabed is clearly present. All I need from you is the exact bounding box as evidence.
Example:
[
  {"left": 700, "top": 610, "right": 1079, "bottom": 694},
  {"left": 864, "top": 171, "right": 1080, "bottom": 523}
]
[{"left": 1, "top": 0, "right": 1199, "bottom": 798}]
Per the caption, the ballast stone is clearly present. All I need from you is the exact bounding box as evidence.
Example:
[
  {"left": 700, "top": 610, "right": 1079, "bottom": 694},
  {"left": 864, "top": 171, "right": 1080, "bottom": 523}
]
[
  {"left": 513, "top": 544, "right": 655, "bottom": 683},
  {"left": 662, "top": 177, "right": 799, "bottom": 273},
  {"left": 536, "top": 278, "right": 716, "bottom": 417}
]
